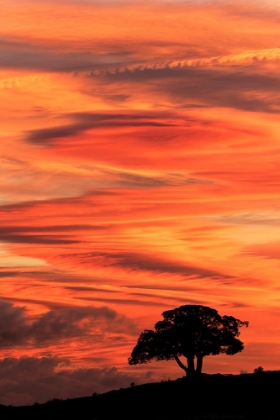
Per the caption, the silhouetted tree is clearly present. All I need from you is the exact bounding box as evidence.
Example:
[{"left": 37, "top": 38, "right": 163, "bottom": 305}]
[
  {"left": 129, "top": 304, "right": 248, "bottom": 376},
  {"left": 254, "top": 366, "right": 264, "bottom": 374}
]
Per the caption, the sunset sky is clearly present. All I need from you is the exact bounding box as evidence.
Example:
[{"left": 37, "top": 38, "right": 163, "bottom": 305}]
[{"left": 1, "top": 0, "right": 280, "bottom": 405}]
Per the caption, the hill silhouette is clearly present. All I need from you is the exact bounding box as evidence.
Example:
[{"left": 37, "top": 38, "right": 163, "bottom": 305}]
[{"left": 0, "top": 371, "right": 279, "bottom": 419}]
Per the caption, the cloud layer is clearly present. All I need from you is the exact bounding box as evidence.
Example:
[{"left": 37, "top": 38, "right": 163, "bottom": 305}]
[
  {"left": 0, "top": 299, "right": 135, "bottom": 349},
  {"left": 0, "top": 356, "right": 152, "bottom": 406}
]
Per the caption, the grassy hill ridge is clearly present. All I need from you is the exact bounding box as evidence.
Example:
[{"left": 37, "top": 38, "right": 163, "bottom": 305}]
[{"left": 0, "top": 371, "right": 279, "bottom": 419}]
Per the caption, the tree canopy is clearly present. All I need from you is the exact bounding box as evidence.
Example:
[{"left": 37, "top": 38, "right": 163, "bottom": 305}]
[{"left": 128, "top": 304, "right": 248, "bottom": 376}]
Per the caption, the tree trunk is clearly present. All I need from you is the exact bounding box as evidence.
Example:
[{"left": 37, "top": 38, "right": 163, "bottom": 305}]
[
  {"left": 187, "top": 356, "right": 195, "bottom": 377},
  {"left": 173, "top": 353, "right": 200, "bottom": 377},
  {"left": 196, "top": 355, "right": 203, "bottom": 374}
]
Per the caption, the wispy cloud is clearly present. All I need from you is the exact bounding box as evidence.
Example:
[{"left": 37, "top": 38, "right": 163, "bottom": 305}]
[
  {"left": 25, "top": 113, "right": 175, "bottom": 145},
  {"left": 74, "top": 251, "right": 228, "bottom": 279}
]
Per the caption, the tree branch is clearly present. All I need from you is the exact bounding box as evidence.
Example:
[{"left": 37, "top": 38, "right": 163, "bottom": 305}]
[{"left": 173, "top": 353, "right": 188, "bottom": 375}]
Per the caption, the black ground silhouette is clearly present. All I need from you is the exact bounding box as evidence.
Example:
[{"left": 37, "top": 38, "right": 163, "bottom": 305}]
[{"left": 0, "top": 371, "right": 279, "bottom": 419}]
